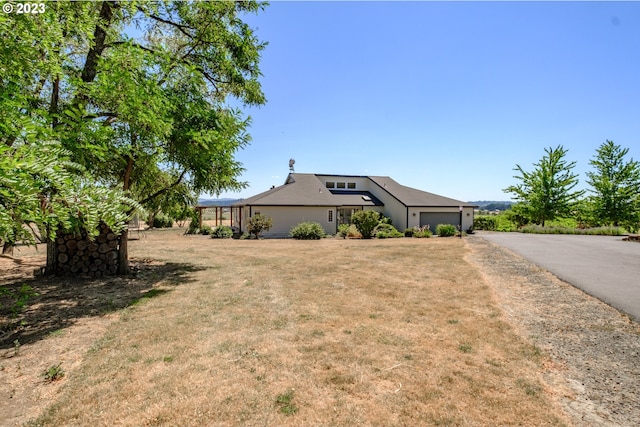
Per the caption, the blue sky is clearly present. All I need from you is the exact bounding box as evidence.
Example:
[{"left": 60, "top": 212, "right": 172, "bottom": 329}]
[{"left": 213, "top": 1, "right": 640, "bottom": 202}]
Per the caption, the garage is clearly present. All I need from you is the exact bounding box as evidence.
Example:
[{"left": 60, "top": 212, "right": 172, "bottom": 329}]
[{"left": 419, "top": 212, "right": 461, "bottom": 231}]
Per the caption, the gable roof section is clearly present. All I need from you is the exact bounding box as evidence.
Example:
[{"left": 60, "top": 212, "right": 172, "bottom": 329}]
[
  {"left": 234, "top": 173, "right": 472, "bottom": 208},
  {"left": 234, "top": 173, "right": 335, "bottom": 206},
  {"left": 368, "top": 176, "right": 470, "bottom": 207}
]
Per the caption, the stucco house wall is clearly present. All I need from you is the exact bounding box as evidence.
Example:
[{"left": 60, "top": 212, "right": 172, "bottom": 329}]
[
  {"left": 245, "top": 206, "right": 336, "bottom": 238},
  {"left": 371, "top": 193, "right": 407, "bottom": 230}
]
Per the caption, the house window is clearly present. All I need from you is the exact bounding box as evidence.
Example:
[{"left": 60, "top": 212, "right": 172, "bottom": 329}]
[
  {"left": 328, "top": 209, "right": 334, "bottom": 222},
  {"left": 337, "top": 182, "right": 346, "bottom": 188},
  {"left": 347, "top": 182, "right": 356, "bottom": 189},
  {"left": 326, "top": 182, "right": 335, "bottom": 188}
]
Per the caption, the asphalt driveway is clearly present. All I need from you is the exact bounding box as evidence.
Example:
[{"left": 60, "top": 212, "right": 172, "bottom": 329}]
[{"left": 477, "top": 232, "right": 640, "bottom": 322}]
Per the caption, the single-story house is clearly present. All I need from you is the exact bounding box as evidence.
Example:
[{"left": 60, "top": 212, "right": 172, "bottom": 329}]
[{"left": 232, "top": 173, "right": 476, "bottom": 238}]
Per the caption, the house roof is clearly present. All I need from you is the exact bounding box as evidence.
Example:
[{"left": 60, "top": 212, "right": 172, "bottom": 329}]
[
  {"left": 367, "top": 176, "right": 471, "bottom": 207},
  {"left": 328, "top": 190, "right": 383, "bottom": 206},
  {"left": 235, "top": 174, "right": 335, "bottom": 206},
  {"left": 233, "top": 173, "right": 472, "bottom": 208}
]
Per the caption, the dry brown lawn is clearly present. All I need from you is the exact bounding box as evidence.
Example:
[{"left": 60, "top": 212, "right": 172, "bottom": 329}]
[{"left": 2, "top": 228, "right": 571, "bottom": 426}]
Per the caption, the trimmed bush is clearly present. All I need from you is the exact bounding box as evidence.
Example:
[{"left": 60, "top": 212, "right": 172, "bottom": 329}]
[
  {"left": 211, "top": 225, "right": 233, "bottom": 239},
  {"left": 199, "top": 225, "right": 213, "bottom": 235},
  {"left": 413, "top": 229, "right": 432, "bottom": 238},
  {"left": 337, "top": 224, "right": 350, "bottom": 239},
  {"left": 436, "top": 223, "right": 457, "bottom": 237},
  {"left": 290, "top": 222, "right": 326, "bottom": 240},
  {"left": 351, "top": 210, "right": 381, "bottom": 239},
  {"left": 152, "top": 215, "right": 174, "bottom": 228},
  {"left": 412, "top": 225, "right": 432, "bottom": 238},
  {"left": 373, "top": 223, "right": 403, "bottom": 238}
]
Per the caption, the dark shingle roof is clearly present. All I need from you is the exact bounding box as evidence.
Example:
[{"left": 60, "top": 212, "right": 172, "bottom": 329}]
[
  {"left": 368, "top": 176, "right": 470, "bottom": 207},
  {"left": 234, "top": 174, "right": 334, "bottom": 206},
  {"left": 233, "top": 173, "right": 471, "bottom": 207},
  {"left": 328, "top": 190, "right": 383, "bottom": 206}
]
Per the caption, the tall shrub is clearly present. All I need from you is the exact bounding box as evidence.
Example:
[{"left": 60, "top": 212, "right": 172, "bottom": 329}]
[{"left": 351, "top": 210, "right": 381, "bottom": 239}]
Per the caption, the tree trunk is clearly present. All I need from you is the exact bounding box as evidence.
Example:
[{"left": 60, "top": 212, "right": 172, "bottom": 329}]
[
  {"left": 117, "top": 229, "right": 129, "bottom": 275},
  {"left": 2, "top": 241, "right": 14, "bottom": 256},
  {"left": 45, "top": 239, "right": 57, "bottom": 275},
  {"left": 117, "top": 151, "right": 135, "bottom": 275}
]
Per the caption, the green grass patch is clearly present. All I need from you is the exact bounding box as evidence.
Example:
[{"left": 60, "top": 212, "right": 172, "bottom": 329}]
[{"left": 275, "top": 389, "right": 298, "bottom": 416}]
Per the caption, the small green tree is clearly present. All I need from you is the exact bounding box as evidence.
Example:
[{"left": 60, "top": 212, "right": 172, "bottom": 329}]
[
  {"left": 586, "top": 140, "right": 640, "bottom": 230},
  {"left": 247, "top": 214, "right": 273, "bottom": 239},
  {"left": 504, "top": 146, "right": 584, "bottom": 226},
  {"left": 351, "top": 210, "right": 381, "bottom": 239}
]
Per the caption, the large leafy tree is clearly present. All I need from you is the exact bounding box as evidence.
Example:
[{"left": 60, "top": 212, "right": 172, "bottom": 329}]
[
  {"left": 2, "top": 1, "right": 267, "bottom": 273},
  {"left": 1, "top": 7, "right": 135, "bottom": 262},
  {"left": 504, "top": 146, "right": 584, "bottom": 226},
  {"left": 586, "top": 140, "right": 640, "bottom": 230}
]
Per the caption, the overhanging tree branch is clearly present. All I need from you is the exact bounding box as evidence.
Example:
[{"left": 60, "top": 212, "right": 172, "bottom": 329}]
[
  {"left": 135, "top": 168, "right": 188, "bottom": 212},
  {"left": 138, "top": 6, "right": 196, "bottom": 39}
]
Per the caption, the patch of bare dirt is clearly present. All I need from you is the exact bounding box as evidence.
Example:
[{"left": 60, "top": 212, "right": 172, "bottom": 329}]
[{"left": 466, "top": 235, "right": 640, "bottom": 427}]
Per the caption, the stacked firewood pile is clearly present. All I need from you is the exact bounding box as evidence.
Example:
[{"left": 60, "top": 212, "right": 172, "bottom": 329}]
[{"left": 54, "top": 223, "right": 120, "bottom": 277}]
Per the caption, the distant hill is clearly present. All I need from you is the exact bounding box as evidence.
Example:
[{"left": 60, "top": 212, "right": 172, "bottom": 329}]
[
  {"left": 469, "top": 201, "right": 513, "bottom": 211},
  {"left": 197, "top": 198, "right": 243, "bottom": 207}
]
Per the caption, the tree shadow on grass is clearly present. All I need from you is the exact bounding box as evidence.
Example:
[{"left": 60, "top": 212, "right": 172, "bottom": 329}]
[{"left": 0, "top": 258, "right": 206, "bottom": 350}]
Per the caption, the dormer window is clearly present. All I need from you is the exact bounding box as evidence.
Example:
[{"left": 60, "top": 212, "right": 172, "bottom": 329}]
[
  {"left": 347, "top": 182, "right": 356, "bottom": 189},
  {"left": 326, "top": 182, "right": 335, "bottom": 188},
  {"left": 337, "top": 182, "right": 346, "bottom": 188}
]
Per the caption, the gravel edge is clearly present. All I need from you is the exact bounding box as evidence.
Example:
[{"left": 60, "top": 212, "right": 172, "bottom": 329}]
[{"left": 465, "top": 235, "right": 640, "bottom": 427}]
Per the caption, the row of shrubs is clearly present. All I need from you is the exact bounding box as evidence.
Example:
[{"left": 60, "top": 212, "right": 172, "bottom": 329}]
[
  {"left": 473, "top": 214, "right": 626, "bottom": 235},
  {"left": 185, "top": 222, "right": 459, "bottom": 240},
  {"left": 185, "top": 210, "right": 461, "bottom": 240},
  {"left": 290, "top": 222, "right": 458, "bottom": 240},
  {"left": 519, "top": 225, "right": 624, "bottom": 235}
]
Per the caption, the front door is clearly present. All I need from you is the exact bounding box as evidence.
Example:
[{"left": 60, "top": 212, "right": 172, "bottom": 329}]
[{"left": 338, "top": 207, "right": 362, "bottom": 225}]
